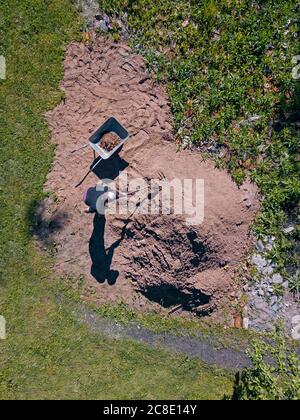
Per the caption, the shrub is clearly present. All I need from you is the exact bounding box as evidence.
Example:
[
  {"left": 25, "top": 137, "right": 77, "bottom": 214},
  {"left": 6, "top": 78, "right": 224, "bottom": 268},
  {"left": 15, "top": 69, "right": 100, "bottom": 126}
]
[{"left": 232, "top": 327, "right": 300, "bottom": 400}]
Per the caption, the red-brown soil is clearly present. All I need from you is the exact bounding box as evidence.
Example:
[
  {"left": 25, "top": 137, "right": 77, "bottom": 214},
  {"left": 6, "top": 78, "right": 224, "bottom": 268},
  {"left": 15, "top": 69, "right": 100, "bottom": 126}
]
[
  {"left": 40, "top": 37, "right": 260, "bottom": 318},
  {"left": 100, "top": 132, "right": 121, "bottom": 152}
]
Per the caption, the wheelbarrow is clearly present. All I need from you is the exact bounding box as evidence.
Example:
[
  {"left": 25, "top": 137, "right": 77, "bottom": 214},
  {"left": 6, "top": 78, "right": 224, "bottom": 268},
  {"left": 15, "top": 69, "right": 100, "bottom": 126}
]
[{"left": 72, "top": 117, "right": 129, "bottom": 188}]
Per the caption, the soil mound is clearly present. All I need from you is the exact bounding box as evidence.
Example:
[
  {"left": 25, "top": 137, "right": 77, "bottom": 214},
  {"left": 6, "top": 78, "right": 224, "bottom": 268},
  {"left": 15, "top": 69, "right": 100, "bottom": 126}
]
[{"left": 41, "top": 37, "right": 260, "bottom": 316}]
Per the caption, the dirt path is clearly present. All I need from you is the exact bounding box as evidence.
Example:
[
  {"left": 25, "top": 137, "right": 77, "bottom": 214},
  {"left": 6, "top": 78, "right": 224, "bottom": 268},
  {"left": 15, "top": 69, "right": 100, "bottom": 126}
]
[
  {"left": 39, "top": 37, "right": 260, "bottom": 321},
  {"left": 76, "top": 305, "right": 251, "bottom": 371}
]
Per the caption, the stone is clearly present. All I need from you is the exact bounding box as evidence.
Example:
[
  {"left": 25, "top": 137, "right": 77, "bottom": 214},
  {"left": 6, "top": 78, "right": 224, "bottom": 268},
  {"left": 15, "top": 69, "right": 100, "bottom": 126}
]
[
  {"left": 245, "top": 200, "right": 252, "bottom": 209},
  {"left": 262, "top": 265, "right": 274, "bottom": 276},
  {"left": 251, "top": 298, "right": 268, "bottom": 311},
  {"left": 94, "top": 20, "right": 108, "bottom": 31},
  {"left": 236, "top": 290, "right": 243, "bottom": 299},
  {"left": 283, "top": 226, "right": 294, "bottom": 234},
  {"left": 270, "top": 296, "right": 278, "bottom": 306},
  {"left": 266, "top": 235, "right": 275, "bottom": 243},
  {"left": 239, "top": 115, "right": 261, "bottom": 126},
  {"left": 182, "top": 136, "right": 191, "bottom": 148},
  {"left": 251, "top": 254, "right": 268, "bottom": 271},
  {"left": 256, "top": 240, "right": 265, "bottom": 253},
  {"left": 270, "top": 273, "right": 283, "bottom": 284},
  {"left": 243, "top": 317, "right": 249, "bottom": 330},
  {"left": 265, "top": 236, "right": 276, "bottom": 251},
  {"left": 282, "top": 281, "right": 289, "bottom": 289},
  {"left": 234, "top": 314, "right": 243, "bottom": 328}
]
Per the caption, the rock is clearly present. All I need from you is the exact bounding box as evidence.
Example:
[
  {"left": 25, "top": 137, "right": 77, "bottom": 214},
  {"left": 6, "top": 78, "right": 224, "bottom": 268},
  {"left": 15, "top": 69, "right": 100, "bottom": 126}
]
[
  {"left": 182, "top": 136, "right": 191, "bottom": 149},
  {"left": 262, "top": 265, "right": 274, "bottom": 276},
  {"left": 258, "top": 289, "right": 265, "bottom": 297},
  {"left": 270, "top": 273, "right": 283, "bottom": 284},
  {"left": 250, "top": 297, "right": 268, "bottom": 311},
  {"left": 239, "top": 115, "right": 262, "bottom": 126},
  {"left": 251, "top": 254, "right": 268, "bottom": 271},
  {"left": 285, "top": 18, "right": 292, "bottom": 29},
  {"left": 97, "top": 20, "right": 108, "bottom": 31},
  {"left": 212, "top": 32, "right": 221, "bottom": 42},
  {"left": 256, "top": 240, "right": 265, "bottom": 253},
  {"left": 270, "top": 296, "right": 278, "bottom": 306},
  {"left": 283, "top": 226, "right": 294, "bottom": 234},
  {"left": 265, "top": 236, "right": 276, "bottom": 251},
  {"left": 234, "top": 314, "right": 243, "bottom": 328},
  {"left": 236, "top": 290, "right": 243, "bottom": 299},
  {"left": 119, "top": 48, "right": 130, "bottom": 57},
  {"left": 245, "top": 200, "right": 252, "bottom": 209},
  {"left": 243, "top": 317, "right": 249, "bottom": 330},
  {"left": 249, "top": 318, "right": 273, "bottom": 331},
  {"left": 282, "top": 281, "right": 289, "bottom": 289}
]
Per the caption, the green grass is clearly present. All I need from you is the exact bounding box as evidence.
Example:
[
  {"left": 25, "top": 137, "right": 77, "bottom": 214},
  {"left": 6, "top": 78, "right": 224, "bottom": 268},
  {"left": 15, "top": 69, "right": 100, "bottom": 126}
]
[
  {"left": 0, "top": 0, "right": 234, "bottom": 400},
  {"left": 99, "top": 0, "right": 300, "bottom": 274},
  {"left": 1, "top": 248, "right": 232, "bottom": 399},
  {"left": 93, "top": 300, "right": 254, "bottom": 352}
]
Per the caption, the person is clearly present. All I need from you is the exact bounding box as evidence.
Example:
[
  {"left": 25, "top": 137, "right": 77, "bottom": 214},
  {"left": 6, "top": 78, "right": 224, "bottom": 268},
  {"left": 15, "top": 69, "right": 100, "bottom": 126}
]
[
  {"left": 84, "top": 182, "right": 119, "bottom": 284},
  {"left": 83, "top": 183, "right": 116, "bottom": 214}
]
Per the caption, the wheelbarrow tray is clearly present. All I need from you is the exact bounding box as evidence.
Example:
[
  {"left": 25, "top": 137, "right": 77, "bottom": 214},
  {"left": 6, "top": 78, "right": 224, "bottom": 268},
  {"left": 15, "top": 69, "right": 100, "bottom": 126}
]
[{"left": 89, "top": 116, "right": 129, "bottom": 160}]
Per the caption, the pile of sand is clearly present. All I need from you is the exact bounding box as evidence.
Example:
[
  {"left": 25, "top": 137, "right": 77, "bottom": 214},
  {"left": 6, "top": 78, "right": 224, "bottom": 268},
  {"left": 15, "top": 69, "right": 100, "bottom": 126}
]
[{"left": 39, "top": 37, "right": 260, "bottom": 317}]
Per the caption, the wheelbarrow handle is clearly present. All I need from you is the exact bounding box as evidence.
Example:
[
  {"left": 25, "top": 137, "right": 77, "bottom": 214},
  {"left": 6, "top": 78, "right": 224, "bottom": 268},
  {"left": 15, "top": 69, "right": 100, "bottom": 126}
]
[
  {"left": 71, "top": 143, "right": 89, "bottom": 154},
  {"left": 75, "top": 157, "right": 103, "bottom": 188}
]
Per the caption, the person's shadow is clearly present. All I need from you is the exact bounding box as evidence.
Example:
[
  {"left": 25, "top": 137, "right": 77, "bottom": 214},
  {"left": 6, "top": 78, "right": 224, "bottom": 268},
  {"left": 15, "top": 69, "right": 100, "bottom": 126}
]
[
  {"left": 89, "top": 213, "right": 130, "bottom": 284},
  {"left": 91, "top": 150, "right": 128, "bottom": 180},
  {"left": 88, "top": 151, "right": 130, "bottom": 284}
]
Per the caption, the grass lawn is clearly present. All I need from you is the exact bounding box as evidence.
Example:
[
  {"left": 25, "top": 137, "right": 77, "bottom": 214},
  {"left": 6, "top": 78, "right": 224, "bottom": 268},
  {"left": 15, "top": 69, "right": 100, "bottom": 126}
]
[
  {"left": 0, "top": 0, "right": 233, "bottom": 399},
  {"left": 0, "top": 248, "right": 233, "bottom": 399}
]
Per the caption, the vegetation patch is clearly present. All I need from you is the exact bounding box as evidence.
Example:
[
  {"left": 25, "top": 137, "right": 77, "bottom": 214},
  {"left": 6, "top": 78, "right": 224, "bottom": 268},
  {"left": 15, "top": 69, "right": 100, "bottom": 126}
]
[
  {"left": 232, "top": 327, "right": 300, "bottom": 400},
  {"left": 99, "top": 0, "right": 300, "bottom": 275}
]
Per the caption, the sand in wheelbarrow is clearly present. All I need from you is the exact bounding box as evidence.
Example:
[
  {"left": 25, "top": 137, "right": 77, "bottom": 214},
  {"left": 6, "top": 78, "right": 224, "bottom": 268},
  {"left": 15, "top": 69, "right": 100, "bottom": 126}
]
[
  {"left": 41, "top": 37, "right": 260, "bottom": 321},
  {"left": 100, "top": 132, "right": 121, "bottom": 152}
]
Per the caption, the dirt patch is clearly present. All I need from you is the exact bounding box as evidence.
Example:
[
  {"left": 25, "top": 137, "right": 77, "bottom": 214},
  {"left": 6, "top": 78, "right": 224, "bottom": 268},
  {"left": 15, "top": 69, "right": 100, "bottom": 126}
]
[
  {"left": 100, "top": 132, "right": 121, "bottom": 152},
  {"left": 42, "top": 37, "right": 260, "bottom": 318}
]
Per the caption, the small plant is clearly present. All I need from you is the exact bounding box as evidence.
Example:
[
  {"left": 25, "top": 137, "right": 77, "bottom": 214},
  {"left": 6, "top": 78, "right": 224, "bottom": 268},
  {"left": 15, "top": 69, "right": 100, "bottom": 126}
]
[
  {"left": 289, "top": 272, "right": 300, "bottom": 296},
  {"left": 231, "top": 327, "right": 300, "bottom": 400},
  {"left": 272, "top": 283, "right": 285, "bottom": 298}
]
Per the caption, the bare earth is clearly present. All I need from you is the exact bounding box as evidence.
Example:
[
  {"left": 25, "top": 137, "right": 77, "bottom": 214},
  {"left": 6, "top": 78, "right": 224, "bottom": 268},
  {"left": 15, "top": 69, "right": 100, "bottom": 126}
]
[{"left": 40, "top": 37, "right": 260, "bottom": 320}]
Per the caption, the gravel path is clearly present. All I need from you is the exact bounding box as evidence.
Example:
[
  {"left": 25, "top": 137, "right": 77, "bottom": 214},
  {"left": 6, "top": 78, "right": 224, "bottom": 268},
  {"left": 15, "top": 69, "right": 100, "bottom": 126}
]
[{"left": 76, "top": 306, "right": 252, "bottom": 371}]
